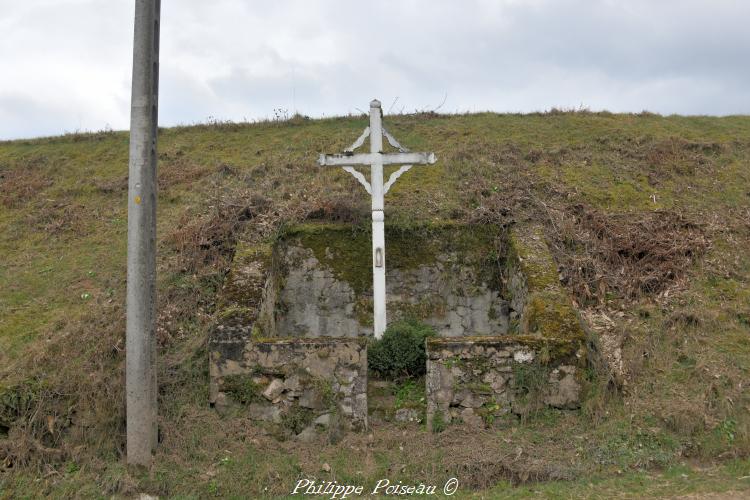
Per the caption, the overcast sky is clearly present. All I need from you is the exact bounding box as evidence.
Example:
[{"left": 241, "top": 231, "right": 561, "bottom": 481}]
[{"left": 1, "top": 0, "right": 749, "bottom": 140}]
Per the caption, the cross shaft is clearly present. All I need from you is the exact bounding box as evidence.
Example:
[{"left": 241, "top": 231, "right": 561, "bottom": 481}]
[{"left": 318, "top": 99, "right": 437, "bottom": 339}]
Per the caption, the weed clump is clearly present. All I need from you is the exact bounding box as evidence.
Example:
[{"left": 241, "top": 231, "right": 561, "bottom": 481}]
[
  {"left": 368, "top": 320, "right": 435, "bottom": 380},
  {"left": 221, "top": 375, "right": 262, "bottom": 405},
  {"left": 431, "top": 409, "right": 447, "bottom": 433}
]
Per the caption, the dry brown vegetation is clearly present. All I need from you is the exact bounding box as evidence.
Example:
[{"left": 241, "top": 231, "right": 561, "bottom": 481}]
[
  {"left": 0, "top": 159, "right": 54, "bottom": 209},
  {"left": 547, "top": 205, "right": 709, "bottom": 305}
]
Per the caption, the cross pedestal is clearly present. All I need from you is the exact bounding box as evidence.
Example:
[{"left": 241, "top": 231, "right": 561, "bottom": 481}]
[{"left": 318, "top": 99, "right": 437, "bottom": 338}]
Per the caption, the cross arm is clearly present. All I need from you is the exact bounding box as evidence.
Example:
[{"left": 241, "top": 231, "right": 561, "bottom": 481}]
[{"left": 318, "top": 151, "right": 437, "bottom": 167}]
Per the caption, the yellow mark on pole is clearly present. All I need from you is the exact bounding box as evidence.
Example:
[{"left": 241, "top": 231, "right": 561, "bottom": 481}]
[{"left": 135, "top": 195, "right": 142, "bottom": 205}]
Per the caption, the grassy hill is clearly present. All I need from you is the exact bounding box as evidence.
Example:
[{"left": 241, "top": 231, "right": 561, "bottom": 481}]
[{"left": 1, "top": 111, "right": 749, "bottom": 497}]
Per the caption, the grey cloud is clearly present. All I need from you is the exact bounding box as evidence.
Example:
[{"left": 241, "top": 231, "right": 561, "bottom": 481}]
[
  {"left": 0, "top": 93, "right": 83, "bottom": 139},
  {"left": 1, "top": 0, "right": 749, "bottom": 139}
]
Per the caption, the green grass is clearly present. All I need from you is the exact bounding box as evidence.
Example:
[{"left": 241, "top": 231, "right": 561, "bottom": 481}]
[{"left": 1, "top": 111, "right": 749, "bottom": 497}]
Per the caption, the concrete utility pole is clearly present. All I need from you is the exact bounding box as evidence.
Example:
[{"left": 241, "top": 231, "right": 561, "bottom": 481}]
[
  {"left": 126, "top": 0, "right": 161, "bottom": 466},
  {"left": 319, "top": 99, "right": 437, "bottom": 338}
]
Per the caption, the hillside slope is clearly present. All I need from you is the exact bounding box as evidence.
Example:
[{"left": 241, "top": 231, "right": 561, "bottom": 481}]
[{"left": 1, "top": 112, "right": 749, "bottom": 497}]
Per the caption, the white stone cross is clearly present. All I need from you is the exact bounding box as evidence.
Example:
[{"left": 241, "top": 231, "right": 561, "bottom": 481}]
[{"left": 318, "top": 99, "right": 437, "bottom": 339}]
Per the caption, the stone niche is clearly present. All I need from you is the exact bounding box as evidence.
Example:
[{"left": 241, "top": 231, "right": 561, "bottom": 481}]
[
  {"left": 265, "top": 223, "right": 510, "bottom": 338},
  {"left": 208, "top": 222, "right": 587, "bottom": 436}
]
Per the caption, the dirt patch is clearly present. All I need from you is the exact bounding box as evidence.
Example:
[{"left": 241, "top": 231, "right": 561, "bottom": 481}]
[
  {"left": 431, "top": 427, "right": 578, "bottom": 489},
  {"left": 637, "top": 137, "right": 725, "bottom": 183},
  {"left": 0, "top": 159, "right": 54, "bottom": 208},
  {"left": 26, "top": 201, "right": 88, "bottom": 235},
  {"left": 303, "top": 194, "right": 369, "bottom": 224},
  {"left": 157, "top": 157, "right": 213, "bottom": 191},
  {"left": 463, "top": 168, "right": 536, "bottom": 226},
  {"left": 266, "top": 420, "right": 582, "bottom": 494},
  {"left": 93, "top": 175, "right": 128, "bottom": 194}
]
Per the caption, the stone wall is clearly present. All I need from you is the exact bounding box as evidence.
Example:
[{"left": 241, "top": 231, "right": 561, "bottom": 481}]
[
  {"left": 426, "top": 338, "right": 582, "bottom": 430},
  {"left": 387, "top": 259, "right": 508, "bottom": 337},
  {"left": 209, "top": 337, "right": 367, "bottom": 440},
  {"left": 268, "top": 223, "right": 509, "bottom": 338},
  {"left": 274, "top": 244, "right": 363, "bottom": 337},
  {"left": 425, "top": 225, "right": 589, "bottom": 430},
  {"left": 209, "top": 222, "right": 592, "bottom": 437}
]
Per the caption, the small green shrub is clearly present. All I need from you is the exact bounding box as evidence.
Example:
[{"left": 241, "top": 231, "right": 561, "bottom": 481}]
[
  {"left": 368, "top": 319, "right": 435, "bottom": 380},
  {"left": 222, "top": 374, "right": 262, "bottom": 405},
  {"left": 281, "top": 407, "right": 314, "bottom": 435}
]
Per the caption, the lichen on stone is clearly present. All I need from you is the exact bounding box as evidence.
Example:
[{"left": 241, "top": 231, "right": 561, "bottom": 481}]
[
  {"left": 502, "top": 224, "right": 587, "bottom": 357},
  {"left": 522, "top": 290, "right": 586, "bottom": 343},
  {"left": 507, "top": 225, "right": 560, "bottom": 292}
]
